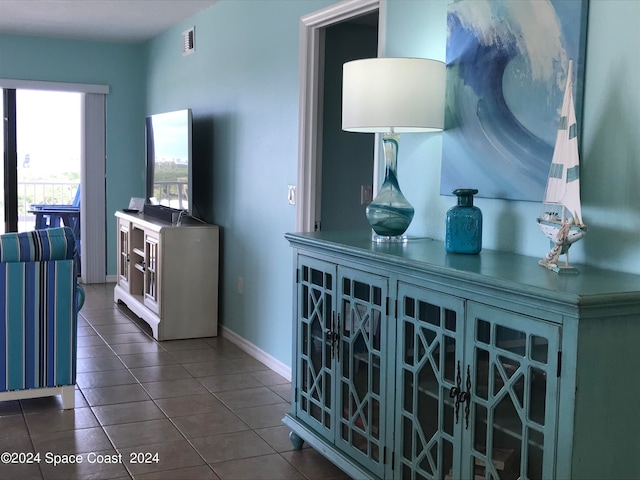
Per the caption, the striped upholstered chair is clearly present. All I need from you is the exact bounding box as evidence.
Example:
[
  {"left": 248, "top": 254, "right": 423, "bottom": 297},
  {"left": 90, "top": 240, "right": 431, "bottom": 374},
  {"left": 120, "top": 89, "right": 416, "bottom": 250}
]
[{"left": 0, "top": 227, "right": 84, "bottom": 409}]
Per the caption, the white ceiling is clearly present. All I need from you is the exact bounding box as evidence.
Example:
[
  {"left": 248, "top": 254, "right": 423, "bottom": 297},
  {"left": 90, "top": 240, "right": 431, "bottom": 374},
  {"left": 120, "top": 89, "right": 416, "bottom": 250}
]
[{"left": 0, "top": 0, "right": 217, "bottom": 44}]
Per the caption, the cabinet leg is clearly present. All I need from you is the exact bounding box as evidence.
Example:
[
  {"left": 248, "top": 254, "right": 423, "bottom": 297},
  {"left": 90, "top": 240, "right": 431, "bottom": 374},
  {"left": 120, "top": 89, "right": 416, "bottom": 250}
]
[
  {"left": 61, "top": 385, "right": 75, "bottom": 409},
  {"left": 289, "top": 430, "right": 304, "bottom": 450}
]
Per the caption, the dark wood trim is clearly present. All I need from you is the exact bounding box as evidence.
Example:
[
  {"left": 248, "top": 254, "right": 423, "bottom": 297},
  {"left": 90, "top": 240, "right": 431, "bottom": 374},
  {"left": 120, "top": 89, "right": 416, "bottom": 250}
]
[{"left": 3, "top": 88, "right": 18, "bottom": 232}]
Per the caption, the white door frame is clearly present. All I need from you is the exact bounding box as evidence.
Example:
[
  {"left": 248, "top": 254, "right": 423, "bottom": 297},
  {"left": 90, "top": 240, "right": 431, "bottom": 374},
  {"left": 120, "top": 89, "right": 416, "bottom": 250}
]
[
  {"left": 296, "top": 0, "right": 383, "bottom": 232},
  {"left": 0, "top": 78, "right": 108, "bottom": 283}
]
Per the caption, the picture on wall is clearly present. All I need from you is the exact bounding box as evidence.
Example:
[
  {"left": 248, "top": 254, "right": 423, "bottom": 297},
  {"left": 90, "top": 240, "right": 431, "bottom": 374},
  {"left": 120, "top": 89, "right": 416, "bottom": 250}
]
[{"left": 440, "top": 0, "right": 588, "bottom": 202}]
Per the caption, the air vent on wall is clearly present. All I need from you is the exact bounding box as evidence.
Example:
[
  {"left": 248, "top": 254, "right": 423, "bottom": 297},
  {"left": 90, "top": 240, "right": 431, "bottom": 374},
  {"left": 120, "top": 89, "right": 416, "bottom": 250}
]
[{"left": 182, "top": 27, "right": 195, "bottom": 56}]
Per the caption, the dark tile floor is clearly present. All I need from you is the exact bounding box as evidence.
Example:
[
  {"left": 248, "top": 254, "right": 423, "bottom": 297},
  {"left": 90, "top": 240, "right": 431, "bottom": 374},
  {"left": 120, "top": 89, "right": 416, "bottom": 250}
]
[{"left": 0, "top": 283, "right": 350, "bottom": 480}]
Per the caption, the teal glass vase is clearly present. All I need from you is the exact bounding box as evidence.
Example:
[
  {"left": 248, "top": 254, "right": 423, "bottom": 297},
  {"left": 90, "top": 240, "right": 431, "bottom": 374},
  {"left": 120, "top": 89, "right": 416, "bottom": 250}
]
[
  {"left": 365, "top": 133, "right": 414, "bottom": 238},
  {"left": 445, "top": 189, "right": 482, "bottom": 254}
]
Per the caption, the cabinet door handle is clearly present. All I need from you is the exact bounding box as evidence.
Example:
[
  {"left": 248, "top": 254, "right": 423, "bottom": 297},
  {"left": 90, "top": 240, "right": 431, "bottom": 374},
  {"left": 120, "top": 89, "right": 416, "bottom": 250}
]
[
  {"left": 449, "top": 386, "right": 460, "bottom": 425},
  {"left": 335, "top": 313, "right": 340, "bottom": 362},
  {"left": 326, "top": 312, "right": 339, "bottom": 359},
  {"left": 325, "top": 329, "right": 334, "bottom": 358},
  {"left": 452, "top": 361, "right": 462, "bottom": 424},
  {"left": 464, "top": 364, "right": 472, "bottom": 429},
  {"left": 451, "top": 362, "right": 472, "bottom": 428}
]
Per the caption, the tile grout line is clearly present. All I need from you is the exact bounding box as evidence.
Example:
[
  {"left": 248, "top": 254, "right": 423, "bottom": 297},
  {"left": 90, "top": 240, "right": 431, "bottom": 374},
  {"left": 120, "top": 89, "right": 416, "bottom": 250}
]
[
  {"left": 80, "top": 304, "right": 297, "bottom": 479},
  {"left": 19, "top": 285, "right": 334, "bottom": 480}
]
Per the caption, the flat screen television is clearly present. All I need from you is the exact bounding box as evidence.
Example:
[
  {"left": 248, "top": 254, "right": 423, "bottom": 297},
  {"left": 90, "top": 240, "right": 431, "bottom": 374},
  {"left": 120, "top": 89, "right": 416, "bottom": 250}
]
[{"left": 145, "top": 109, "right": 192, "bottom": 215}]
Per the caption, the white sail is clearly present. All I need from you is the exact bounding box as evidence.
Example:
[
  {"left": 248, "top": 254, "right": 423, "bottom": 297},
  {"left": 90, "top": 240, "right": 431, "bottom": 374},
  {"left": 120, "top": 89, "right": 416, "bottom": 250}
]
[{"left": 541, "top": 60, "right": 583, "bottom": 225}]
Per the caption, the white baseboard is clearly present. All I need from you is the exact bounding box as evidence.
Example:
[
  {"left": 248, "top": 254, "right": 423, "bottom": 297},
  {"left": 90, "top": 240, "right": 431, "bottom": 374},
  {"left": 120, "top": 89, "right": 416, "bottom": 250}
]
[
  {"left": 105, "top": 274, "right": 118, "bottom": 283},
  {"left": 220, "top": 326, "right": 291, "bottom": 382}
]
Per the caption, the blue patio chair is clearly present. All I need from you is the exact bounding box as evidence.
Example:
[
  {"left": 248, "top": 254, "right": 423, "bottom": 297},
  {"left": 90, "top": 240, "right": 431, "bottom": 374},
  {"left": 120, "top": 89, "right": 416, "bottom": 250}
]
[
  {"left": 29, "top": 185, "right": 81, "bottom": 272},
  {"left": 30, "top": 185, "right": 80, "bottom": 234}
]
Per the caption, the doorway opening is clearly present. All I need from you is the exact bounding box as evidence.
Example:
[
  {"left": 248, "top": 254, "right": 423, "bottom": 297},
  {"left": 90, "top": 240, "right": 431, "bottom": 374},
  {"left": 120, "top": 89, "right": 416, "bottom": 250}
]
[
  {"left": 296, "top": 0, "right": 381, "bottom": 233},
  {"left": 320, "top": 13, "right": 378, "bottom": 232},
  {"left": 2, "top": 89, "right": 82, "bottom": 271},
  {"left": 1, "top": 80, "right": 108, "bottom": 284},
  {"left": 20, "top": 90, "right": 80, "bottom": 233},
  {"left": 2, "top": 90, "right": 81, "bottom": 233}
]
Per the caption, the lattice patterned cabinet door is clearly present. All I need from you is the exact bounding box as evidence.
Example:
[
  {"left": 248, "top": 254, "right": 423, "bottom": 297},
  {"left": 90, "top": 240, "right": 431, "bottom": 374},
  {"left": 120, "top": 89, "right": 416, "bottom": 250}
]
[
  {"left": 143, "top": 233, "right": 160, "bottom": 314},
  {"left": 335, "top": 266, "right": 388, "bottom": 479},
  {"left": 463, "top": 302, "right": 561, "bottom": 480},
  {"left": 295, "top": 256, "right": 336, "bottom": 441},
  {"left": 395, "top": 282, "right": 466, "bottom": 480},
  {"left": 117, "top": 218, "right": 130, "bottom": 288}
]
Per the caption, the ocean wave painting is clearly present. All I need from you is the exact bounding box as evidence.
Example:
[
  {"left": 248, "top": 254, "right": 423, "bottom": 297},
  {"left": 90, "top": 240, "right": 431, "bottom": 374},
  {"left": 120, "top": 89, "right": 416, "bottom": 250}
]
[{"left": 440, "top": 0, "right": 588, "bottom": 201}]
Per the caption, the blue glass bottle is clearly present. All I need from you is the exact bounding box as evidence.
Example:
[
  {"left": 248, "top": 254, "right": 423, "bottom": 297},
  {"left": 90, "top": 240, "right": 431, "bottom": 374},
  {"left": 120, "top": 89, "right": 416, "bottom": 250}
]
[{"left": 445, "top": 189, "right": 482, "bottom": 254}]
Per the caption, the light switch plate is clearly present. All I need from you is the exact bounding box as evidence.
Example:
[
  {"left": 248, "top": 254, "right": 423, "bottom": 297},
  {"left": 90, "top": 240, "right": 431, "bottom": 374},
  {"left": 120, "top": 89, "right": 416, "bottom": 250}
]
[
  {"left": 288, "top": 185, "right": 296, "bottom": 205},
  {"left": 361, "top": 185, "right": 373, "bottom": 205}
]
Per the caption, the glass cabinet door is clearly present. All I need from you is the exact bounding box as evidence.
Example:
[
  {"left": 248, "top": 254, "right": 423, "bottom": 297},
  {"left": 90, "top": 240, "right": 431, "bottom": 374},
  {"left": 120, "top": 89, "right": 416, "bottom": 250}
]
[
  {"left": 335, "top": 266, "right": 388, "bottom": 478},
  {"left": 395, "top": 282, "right": 465, "bottom": 480},
  {"left": 117, "top": 219, "right": 130, "bottom": 287},
  {"left": 128, "top": 226, "right": 145, "bottom": 296},
  {"left": 143, "top": 233, "right": 160, "bottom": 313},
  {"left": 464, "top": 302, "right": 560, "bottom": 480},
  {"left": 295, "top": 256, "right": 336, "bottom": 441}
]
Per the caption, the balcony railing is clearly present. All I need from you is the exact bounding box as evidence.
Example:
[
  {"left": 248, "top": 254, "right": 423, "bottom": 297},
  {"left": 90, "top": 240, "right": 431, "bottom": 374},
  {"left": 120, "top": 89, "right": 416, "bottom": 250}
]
[
  {"left": 17, "top": 182, "right": 79, "bottom": 231},
  {"left": 152, "top": 181, "right": 189, "bottom": 211},
  {"left": 12, "top": 180, "right": 187, "bottom": 231}
]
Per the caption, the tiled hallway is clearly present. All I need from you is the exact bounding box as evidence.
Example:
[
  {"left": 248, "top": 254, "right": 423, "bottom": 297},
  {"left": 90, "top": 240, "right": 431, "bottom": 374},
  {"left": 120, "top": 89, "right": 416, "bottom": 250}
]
[{"left": 0, "top": 283, "right": 350, "bottom": 480}]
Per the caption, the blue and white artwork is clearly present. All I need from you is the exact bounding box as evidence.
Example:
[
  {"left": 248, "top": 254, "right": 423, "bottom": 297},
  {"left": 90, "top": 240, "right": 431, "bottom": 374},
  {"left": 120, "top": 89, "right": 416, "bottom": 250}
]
[{"left": 441, "top": 0, "right": 588, "bottom": 201}]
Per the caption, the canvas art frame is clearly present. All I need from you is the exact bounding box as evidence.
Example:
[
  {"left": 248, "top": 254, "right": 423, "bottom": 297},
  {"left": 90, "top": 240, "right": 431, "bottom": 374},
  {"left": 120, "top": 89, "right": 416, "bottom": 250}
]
[{"left": 440, "top": 0, "right": 589, "bottom": 202}]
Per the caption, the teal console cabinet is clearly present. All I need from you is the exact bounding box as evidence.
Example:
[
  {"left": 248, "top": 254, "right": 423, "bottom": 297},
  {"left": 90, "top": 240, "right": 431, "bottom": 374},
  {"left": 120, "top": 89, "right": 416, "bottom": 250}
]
[{"left": 284, "top": 231, "right": 640, "bottom": 480}]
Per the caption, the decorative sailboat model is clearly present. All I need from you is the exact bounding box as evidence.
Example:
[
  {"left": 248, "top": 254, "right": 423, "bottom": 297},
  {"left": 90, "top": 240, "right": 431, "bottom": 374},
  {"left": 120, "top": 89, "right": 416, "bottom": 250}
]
[{"left": 537, "top": 60, "right": 587, "bottom": 274}]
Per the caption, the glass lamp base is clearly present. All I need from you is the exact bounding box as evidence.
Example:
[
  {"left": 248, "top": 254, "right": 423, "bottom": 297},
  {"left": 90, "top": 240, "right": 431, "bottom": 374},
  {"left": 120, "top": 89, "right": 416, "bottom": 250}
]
[
  {"left": 370, "top": 232, "right": 409, "bottom": 243},
  {"left": 365, "top": 132, "right": 414, "bottom": 239},
  {"left": 366, "top": 203, "right": 414, "bottom": 237}
]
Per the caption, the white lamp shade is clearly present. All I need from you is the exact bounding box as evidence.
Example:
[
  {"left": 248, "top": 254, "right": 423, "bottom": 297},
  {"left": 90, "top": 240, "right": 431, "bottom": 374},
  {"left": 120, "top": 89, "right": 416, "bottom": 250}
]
[{"left": 342, "top": 57, "right": 446, "bottom": 133}]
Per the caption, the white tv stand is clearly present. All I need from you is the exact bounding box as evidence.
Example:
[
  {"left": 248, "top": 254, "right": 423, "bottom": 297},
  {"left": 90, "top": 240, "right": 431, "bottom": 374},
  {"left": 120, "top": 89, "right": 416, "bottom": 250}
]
[{"left": 114, "top": 211, "right": 219, "bottom": 340}]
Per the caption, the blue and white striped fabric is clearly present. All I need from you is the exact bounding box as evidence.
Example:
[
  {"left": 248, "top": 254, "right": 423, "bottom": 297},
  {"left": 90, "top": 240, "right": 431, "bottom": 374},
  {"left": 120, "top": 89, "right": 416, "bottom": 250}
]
[
  {"left": 0, "top": 227, "right": 75, "bottom": 263},
  {"left": 0, "top": 227, "right": 78, "bottom": 392}
]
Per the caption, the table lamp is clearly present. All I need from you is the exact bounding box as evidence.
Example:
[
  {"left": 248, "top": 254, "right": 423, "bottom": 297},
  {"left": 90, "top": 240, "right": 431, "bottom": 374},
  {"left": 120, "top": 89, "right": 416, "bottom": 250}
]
[{"left": 342, "top": 57, "right": 446, "bottom": 241}]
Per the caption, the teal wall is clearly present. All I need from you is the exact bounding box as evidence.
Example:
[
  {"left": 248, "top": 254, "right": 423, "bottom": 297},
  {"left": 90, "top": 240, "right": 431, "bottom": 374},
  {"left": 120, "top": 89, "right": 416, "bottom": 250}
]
[
  {"left": 0, "top": 0, "right": 637, "bottom": 369},
  {"left": 144, "top": 0, "right": 335, "bottom": 365},
  {"left": 385, "top": 0, "right": 640, "bottom": 274},
  {"left": 0, "top": 34, "right": 146, "bottom": 273}
]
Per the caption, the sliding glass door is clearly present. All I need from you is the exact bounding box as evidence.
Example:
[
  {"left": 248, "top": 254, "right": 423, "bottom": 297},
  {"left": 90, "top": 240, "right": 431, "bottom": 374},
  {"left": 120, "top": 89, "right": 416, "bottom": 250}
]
[
  {"left": 1, "top": 88, "right": 81, "bottom": 234},
  {"left": 1, "top": 79, "right": 107, "bottom": 283}
]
